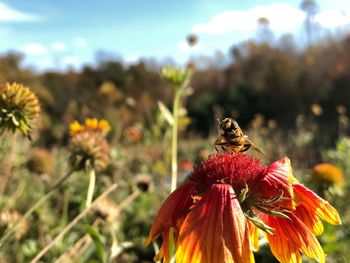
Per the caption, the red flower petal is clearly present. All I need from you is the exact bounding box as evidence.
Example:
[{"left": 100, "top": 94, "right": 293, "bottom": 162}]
[
  {"left": 154, "top": 228, "right": 171, "bottom": 263},
  {"left": 247, "top": 221, "right": 259, "bottom": 251},
  {"left": 294, "top": 204, "right": 324, "bottom": 236},
  {"left": 293, "top": 183, "right": 341, "bottom": 225},
  {"left": 261, "top": 213, "right": 325, "bottom": 263},
  {"left": 145, "top": 182, "right": 197, "bottom": 246},
  {"left": 176, "top": 184, "right": 254, "bottom": 263},
  {"left": 259, "top": 157, "right": 295, "bottom": 210},
  {"left": 261, "top": 214, "right": 302, "bottom": 263}
]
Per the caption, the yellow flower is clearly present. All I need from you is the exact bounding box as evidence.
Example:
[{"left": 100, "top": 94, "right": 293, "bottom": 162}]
[
  {"left": 69, "top": 120, "right": 85, "bottom": 136},
  {"left": 70, "top": 118, "right": 111, "bottom": 137},
  {"left": 313, "top": 163, "right": 344, "bottom": 187},
  {"left": 311, "top": 103, "right": 323, "bottom": 116},
  {"left": 0, "top": 82, "right": 40, "bottom": 138},
  {"left": 85, "top": 118, "right": 99, "bottom": 130},
  {"left": 97, "top": 119, "right": 111, "bottom": 134}
]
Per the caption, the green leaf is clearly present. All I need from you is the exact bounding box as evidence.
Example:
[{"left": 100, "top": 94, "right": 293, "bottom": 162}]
[
  {"left": 11, "top": 115, "right": 19, "bottom": 126},
  {"left": 85, "top": 225, "right": 107, "bottom": 263},
  {"left": 157, "top": 100, "right": 174, "bottom": 125}
]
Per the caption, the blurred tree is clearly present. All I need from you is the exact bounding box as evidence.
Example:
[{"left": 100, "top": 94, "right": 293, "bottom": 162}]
[
  {"left": 300, "top": 0, "right": 319, "bottom": 45},
  {"left": 256, "top": 17, "right": 273, "bottom": 43}
]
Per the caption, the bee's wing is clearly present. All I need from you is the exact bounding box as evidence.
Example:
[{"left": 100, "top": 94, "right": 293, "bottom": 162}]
[{"left": 244, "top": 136, "right": 269, "bottom": 161}]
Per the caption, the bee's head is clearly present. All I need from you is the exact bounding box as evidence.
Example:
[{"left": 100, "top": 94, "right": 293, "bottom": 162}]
[{"left": 220, "top": 118, "right": 239, "bottom": 132}]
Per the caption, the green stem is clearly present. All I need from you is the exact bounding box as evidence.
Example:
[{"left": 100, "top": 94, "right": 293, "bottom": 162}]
[
  {"left": 170, "top": 74, "right": 192, "bottom": 193},
  {"left": 86, "top": 167, "right": 96, "bottom": 208},
  {"left": 0, "top": 170, "right": 74, "bottom": 247},
  {"left": 31, "top": 183, "right": 118, "bottom": 263},
  {"left": 170, "top": 90, "right": 180, "bottom": 193}
]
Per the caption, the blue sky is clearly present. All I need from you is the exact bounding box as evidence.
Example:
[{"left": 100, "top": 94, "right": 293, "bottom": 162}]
[{"left": 1, "top": 0, "right": 350, "bottom": 71}]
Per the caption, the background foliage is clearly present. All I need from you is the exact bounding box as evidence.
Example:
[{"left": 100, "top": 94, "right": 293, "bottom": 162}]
[{"left": 1, "top": 31, "right": 350, "bottom": 262}]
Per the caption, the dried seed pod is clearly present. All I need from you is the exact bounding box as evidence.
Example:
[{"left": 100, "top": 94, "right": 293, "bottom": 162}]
[{"left": 69, "top": 131, "right": 110, "bottom": 172}]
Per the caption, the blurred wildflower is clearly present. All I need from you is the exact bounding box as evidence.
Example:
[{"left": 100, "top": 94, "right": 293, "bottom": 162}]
[
  {"left": 0, "top": 210, "right": 29, "bottom": 240},
  {"left": 27, "top": 148, "right": 54, "bottom": 175},
  {"left": 186, "top": 34, "right": 198, "bottom": 47},
  {"left": 69, "top": 120, "right": 85, "bottom": 136},
  {"left": 180, "top": 160, "right": 193, "bottom": 171},
  {"left": 198, "top": 148, "right": 210, "bottom": 161},
  {"left": 98, "top": 81, "right": 123, "bottom": 102},
  {"left": 145, "top": 153, "right": 341, "bottom": 263},
  {"left": 313, "top": 163, "right": 344, "bottom": 187},
  {"left": 69, "top": 131, "right": 110, "bottom": 172},
  {"left": 186, "top": 61, "right": 196, "bottom": 71},
  {"left": 123, "top": 123, "right": 143, "bottom": 143},
  {"left": 85, "top": 118, "right": 110, "bottom": 133},
  {"left": 336, "top": 105, "right": 347, "bottom": 115},
  {"left": 250, "top": 113, "right": 265, "bottom": 129},
  {"left": 125, "top": 97, "right": 136, "bottom": 107},
  {"left": 311, "top": 103, "right": 323, "bottom": 116},
  {"left": 135, "top": 174, "right": 154, "bottom": 193},
  {"left": 161, "top": 66, "right": 192, "bottom": 86},
  {"left": 70, "top": 118, "right": 111, "bottom": 137},
  {"left": 93, "top": 197, "right": 119, "bottom": 222},
  {"left": 267, "top": 119, "right": 277, "bottom": 129},
  {"left": 0, "top": 82, "right": 40, "bottom": 138},
  {"left": 336, "top": 105, "right": 349, "bottom": 136}
]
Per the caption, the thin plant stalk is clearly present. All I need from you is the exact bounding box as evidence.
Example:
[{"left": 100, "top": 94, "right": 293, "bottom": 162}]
[
  {"left": 170, "top": 90, "right": 180, "bottom": 193},
  {"left": 85, "top": 167, "right": 96, "bottom": 208},
  {"left": 0, "top": 169, "right": 74, "bottom": 247},
  {"left": 55, "top": 189, "right": 140, "bottom": 262},
  {"left": 170, "top": 75, "right": 191, "bottom": 192},
  {"left": 54, "top": 219, "right": 101, "bottom": 263},
  {"left": 116, "top": 189, "right": 140, "bottom": 211},
  {"left": 0, "top": 131, "right": 17, "bottom": 196},
  {"left": 30, "top": 183, "right": 118, "bottom": 263}
]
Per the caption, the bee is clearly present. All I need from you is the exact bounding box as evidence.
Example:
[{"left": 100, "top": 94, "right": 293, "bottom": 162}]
[{"left": 214, "top": 118, "right": 267, "bottom": 158}]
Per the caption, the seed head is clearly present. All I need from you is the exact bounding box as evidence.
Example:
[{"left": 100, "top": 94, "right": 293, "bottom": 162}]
[
  {"left": 69, "top": 131, "right": 110, "bottom": 172},
  {"left": 0, "top": 82, "right": 40, "bottom": 138}
]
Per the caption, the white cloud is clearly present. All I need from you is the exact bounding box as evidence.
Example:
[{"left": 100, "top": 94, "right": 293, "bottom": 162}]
[
  {"left": 0, "top": 2, "right": 40, "bottom": 22},
  {"left": 60, "top": 55, "right": 80, "bottom": 67},
  {"left": 315, "top": 10, "right": 350, "bottom": 28},
  {"left": 124, "top": 54, "right": 139, "bottom": 65},
  {"left": 21, "top": 43, "right": 47, "bottom": 56},
  {"left": 51, "top": 42, "right": 66, "bottom": 52},
  {"left": 72, "top": 37, "right": 88, "bottom": 49},
  {"left": 177, "top": 41, "right": 203, "bottom": 53},
  {"left": 192, "top": 3, "right": 350, "bottom": 36},
  {"left": 192, "top": 4, "right": 305, "bottom": 35}
]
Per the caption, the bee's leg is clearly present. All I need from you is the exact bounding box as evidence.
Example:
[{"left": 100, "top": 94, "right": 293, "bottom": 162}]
[
  {"left": 221, "top": 146, "right": 226, "bottom": 153},
  {"left": 241, "top": 143, "right": 251, "bottom": 152}
]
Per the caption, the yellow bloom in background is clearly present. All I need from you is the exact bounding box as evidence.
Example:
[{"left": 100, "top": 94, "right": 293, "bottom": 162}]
[
  {"left": 85, "top": 118, "right": 99, "bottom": 130},
  {"left": 96, "top": 119, "right": 111, "bottom": 134},
  {"left": 310, "top": 103, "right": 323, "bottom": 116},
  {"left": 69, "top": 120, "right": 85, "bottom": 136},
  {"left": 313, "top": 163, "right": 345, "bottom": 187},
  {"left": 69, "top": 118, "right": 111, "bottom": 137},
  {"left": 0, "top": 82, "right": 40, "bottom": 138}
]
